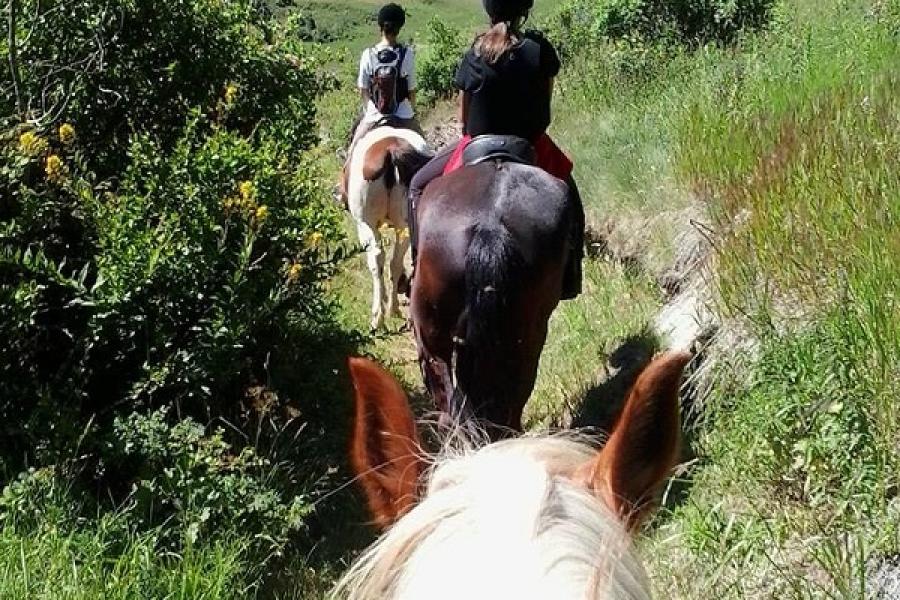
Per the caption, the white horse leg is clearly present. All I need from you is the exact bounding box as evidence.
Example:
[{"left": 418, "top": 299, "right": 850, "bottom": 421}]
[
  {"left": 356, "top": 221, "right": 385, "bottom": 330},
  {"left": 387, "top": 227, "right": 410, "bottom": 318}
]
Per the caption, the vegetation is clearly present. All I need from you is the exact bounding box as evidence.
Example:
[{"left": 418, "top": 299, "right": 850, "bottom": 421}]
[
  {"left": 1, "top": 0, "right": 897, "bottom": 596},
  {"left": 2, "top": 0, "right": 354, "bottom": 596},
  {"left": 545, "top": 0, "right": 899, "bottom": 595}
]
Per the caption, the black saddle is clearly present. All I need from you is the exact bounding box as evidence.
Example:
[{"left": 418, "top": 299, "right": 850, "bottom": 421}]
[{"left": 462, "top": 135, "right": 535, "bottom": 167}]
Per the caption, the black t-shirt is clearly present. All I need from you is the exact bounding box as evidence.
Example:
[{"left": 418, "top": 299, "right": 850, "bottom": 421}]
[{"left": 454, "top": 30, "right": 561, "bottom": 141}]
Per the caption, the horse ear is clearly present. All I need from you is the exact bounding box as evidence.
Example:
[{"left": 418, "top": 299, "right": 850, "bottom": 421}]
[
  {"left": 348, "top": 356, "right": 424, "bottom": 530},
  {"left": 578, "top": 351, "right": 691, "bottom": 530}
]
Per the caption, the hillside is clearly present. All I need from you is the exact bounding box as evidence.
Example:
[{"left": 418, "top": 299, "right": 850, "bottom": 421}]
[{"left": 1, "top": 0, "right": 898, "bottom": 597}]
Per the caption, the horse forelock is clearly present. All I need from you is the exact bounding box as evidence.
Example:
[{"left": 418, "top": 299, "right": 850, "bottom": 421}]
[{"left": 333, "top": 434, "right": 651, "bottom": 600}]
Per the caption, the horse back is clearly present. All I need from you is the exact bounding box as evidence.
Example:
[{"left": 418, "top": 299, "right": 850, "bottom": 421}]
[{"left": 418, "top": 162, "right": 571, "bottom": 269}]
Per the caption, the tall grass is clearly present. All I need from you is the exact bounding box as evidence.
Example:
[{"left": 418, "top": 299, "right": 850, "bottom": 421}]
[
  {"left": 600, "top": 1, "right": 900, "bottom": 596},
  {"left": 0, "top": 519, "right": 248, "bottom": 599}
]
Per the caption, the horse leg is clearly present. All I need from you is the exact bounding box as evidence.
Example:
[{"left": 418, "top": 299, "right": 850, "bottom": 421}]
[
  {"left": 387, "top": 227, "right": 410, "bottom": 319},
  {"left": 356, "top": 221, "right": 386, "bottom": 330}
]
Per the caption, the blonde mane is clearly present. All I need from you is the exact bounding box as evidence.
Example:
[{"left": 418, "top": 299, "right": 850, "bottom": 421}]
[{"left": 332, "top": 433, "right": 652, "bottom": 600}]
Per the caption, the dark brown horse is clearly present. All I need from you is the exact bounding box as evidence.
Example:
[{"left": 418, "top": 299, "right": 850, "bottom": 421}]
[{"left": 410, "top": 160, "right": 573, "bottom": 434}]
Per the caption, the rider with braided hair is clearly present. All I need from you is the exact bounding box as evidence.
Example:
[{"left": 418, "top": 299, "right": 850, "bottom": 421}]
[{"left": 408, "top": 0, "right": 584, "bottom": 299}]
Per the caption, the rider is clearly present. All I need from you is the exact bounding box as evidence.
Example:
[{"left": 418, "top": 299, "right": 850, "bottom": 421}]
[
  {"left": 350, "top": 3, "right": 423, "bottom": 147},
  {"left": 407, "top": 0, "right": 584, "bottom": 299}
]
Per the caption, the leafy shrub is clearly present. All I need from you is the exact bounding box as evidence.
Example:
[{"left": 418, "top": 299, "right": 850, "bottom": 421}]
[
  {"left": 417, "top": 19, "right": 467, "bottom": 106},
  {"left": 108, "top": 409, "right": 310, "bottom": 554},
  {"left": 551, "top": 0, "right": 775, "bottom": 50},
  {"left": 2, "top": 0, "right": 320, "bottom": 176},
  {"left": 1, "top": 112, "right": 343, "bottom": 470}
]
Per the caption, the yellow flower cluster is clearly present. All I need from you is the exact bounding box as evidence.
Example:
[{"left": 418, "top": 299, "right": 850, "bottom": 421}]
[
  {"left": 222, "top": 180, "right": 269, "bottom": 226},
  {"left": 45, "top": 154, "right": 67, "bottom": 183},
  {"left": 59, "top": 123, "right": 76, "bottom": 145},
  {"left": 19, "top": 131, "right": 48, "bottom": 157},
  {"left": 286, "top": 263, "right": 303, "bottom": 283},
  {"left": 224, "top": 82, "right": 239, "bottom": 105},
  {"left": 308, "top": 231, "right": 324, "bottom": 246}
]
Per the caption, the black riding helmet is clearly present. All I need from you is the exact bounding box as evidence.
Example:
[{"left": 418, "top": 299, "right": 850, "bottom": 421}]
[
  {"left": 377, "top": 3, "right": 406, "bottom": 29},
  {"left": 482, "top": 0, "right": 533, "bottom": 22}
]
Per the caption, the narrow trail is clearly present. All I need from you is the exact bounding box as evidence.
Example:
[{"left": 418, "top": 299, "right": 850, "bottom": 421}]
[{"left": 336, "top": 111, "right": 721, "bottom": 431}]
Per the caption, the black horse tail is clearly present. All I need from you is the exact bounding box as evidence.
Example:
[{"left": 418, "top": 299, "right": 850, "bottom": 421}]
[{"left": 452, "top": 217, "right": 523, "bottom": 428}]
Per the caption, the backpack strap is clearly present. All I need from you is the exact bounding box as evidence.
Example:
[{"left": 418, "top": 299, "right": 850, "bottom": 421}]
[{"left": 396, "top": 45, "right": 409, "bottom": 102}]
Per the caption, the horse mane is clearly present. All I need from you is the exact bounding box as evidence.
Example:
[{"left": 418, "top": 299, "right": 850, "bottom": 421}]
[{"left": 332, "top": 431, "right": 652, "bottom": 600}]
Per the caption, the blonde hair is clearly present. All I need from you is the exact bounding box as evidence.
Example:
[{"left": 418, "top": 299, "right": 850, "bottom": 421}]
[
  {"left": 331, "top": 433, "right": 652, "bottom": 600},
  {"left": 474, "top": 18, "right": 524, "bottom": 64}
]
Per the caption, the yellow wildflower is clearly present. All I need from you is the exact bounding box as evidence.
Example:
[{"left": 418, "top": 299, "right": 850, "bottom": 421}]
[
  {"left": 238, "top": 180, "right": 255, "bottom": 200},
  {"left": 308, "top": 231, "right": 324, "bottom": 246},
  {"left": 19, "top": 131, "right": 48, "bottom": 157},
  {"left": 45, "top": 154, "right": 67, "bottom": 183},
  {"left": 286, "top": 263, "right": 303, "bottom": 283},
  {"left": 58, "top": 123, "right": 76, "bottom": 145},
  {"left": 224, "top": 82, "right": 239, "bottom": 105},
  {"left": 255, "top": 205, "right": 270, "bottom": 222}
]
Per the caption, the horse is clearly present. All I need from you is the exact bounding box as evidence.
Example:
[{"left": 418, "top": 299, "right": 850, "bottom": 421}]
[
  {"left": 343, "top": 126, "right": 432, "bottom": 330},
  {"left": 334, "top": 351, "right": 691, "bottom": 600},
  {"left": 410, "top": 157, "right": 573, "bottom": 434}
]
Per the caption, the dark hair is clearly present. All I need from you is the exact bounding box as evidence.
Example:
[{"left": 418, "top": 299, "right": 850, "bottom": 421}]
[
  {"left": 378, "top": 3, "right": 406, "bottom": 36},
  {"left": 381, "top": 21, "right": 402, "bottom": 36},
  {"left": 474, "top": 18, "right": 523, "bottom": 64}
]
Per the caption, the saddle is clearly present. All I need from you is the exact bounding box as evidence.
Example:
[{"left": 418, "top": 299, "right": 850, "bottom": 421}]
[
  {"left": 460, "top": 135, "right": 535, "bottom": 167},
  {"left": 443, "top": 133, "right": 573, "bottom": 182}
]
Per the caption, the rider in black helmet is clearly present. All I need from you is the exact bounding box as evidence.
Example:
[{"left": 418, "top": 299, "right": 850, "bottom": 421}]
[
  {"left": 349, "top": 3, "right": 423, "bottom": 147},
  {"left": 407, "top": 0, "right": 584, "bottom": 299}
]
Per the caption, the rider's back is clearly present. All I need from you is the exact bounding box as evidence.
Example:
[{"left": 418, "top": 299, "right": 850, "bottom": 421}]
[{"left": 456, "top": 31, "right": 560, "bottom": 142}]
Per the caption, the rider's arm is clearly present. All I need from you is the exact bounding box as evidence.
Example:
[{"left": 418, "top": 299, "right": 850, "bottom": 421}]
[
  {"left": 458, "top": 91, "right": 470, "bottom": 133},
  {"left": 357, "top": 49, "right": 371, "bottom": 106}
]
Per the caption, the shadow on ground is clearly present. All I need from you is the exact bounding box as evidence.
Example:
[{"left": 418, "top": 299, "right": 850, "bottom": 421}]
[{"left": 569, "top": 328, "right": 659, "bottom": 433}]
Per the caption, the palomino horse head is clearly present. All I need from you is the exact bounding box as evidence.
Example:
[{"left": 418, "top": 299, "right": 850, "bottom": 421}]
[
  {"left": 344, "top": 127, "right": 432, "bottom": 330},
  {"left": 411, "top": 161, "right": 573, "bottom": 435},
  {"left": 335, "top": 351, "right": 691, "bottom": 600}
]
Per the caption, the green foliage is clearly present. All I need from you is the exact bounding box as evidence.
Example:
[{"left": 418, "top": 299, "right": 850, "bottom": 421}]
[
  {"left": 3, "top": 0, "right": 320, "bottom": 176},
  {"left": 0, "top": 471, "right": 250, "bottom": 600},
  {"left": 417, "top": 19, "right": 467, "bottom": 106},
  {"left": 108, "top": 409, "right": 311, "bottom": 554},
  {"left": 1, "top": 113, "right": 344, "bottom": 469},
  {"left": 550, "top": 0, "right": 775, "bottom": 52}
]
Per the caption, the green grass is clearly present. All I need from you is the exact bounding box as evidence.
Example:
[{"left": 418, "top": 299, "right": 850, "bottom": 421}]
[{"left": 0, "top": 519, "right": 248, "bottom": 599}]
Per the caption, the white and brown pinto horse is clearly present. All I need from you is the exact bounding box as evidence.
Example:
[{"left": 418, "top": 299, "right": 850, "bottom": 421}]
[
  {"left": 342, "top": 127, "right": 432, "bottom": 330},
  {"left": 334, "top": 351, "right": 691, "bottom": 600}
]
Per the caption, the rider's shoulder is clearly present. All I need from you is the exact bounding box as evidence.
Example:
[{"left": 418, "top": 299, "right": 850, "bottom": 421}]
[{"left": 523, "top": 29, "right": 556, "bottom": 50}]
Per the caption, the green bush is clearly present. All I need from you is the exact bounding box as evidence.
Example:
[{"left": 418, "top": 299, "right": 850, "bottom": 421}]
[
  {"left": 108, "top": 409, "right": 310, "bottom": 554},
  {"left": 417, "top": 19, "right": 467, "bottom": 106},
  {"left": 551, "top": 0, "right": 775, "bottom": 51},
  {"left": 1, "top": 112, "right": 343, "bottom": 466},
  {"left": 2, "top": 0, "right": 319, "bottom": 176}
]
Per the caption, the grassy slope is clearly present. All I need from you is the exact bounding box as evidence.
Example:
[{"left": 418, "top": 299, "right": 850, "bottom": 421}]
[
  {"left": 641, "top": 3, "right": 900, "bottom": 595},
  {"left": 545, "top": 1, "right": 899, "bottom": 596}
]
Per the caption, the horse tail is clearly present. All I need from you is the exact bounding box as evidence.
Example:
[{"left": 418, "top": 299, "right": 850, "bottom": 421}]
[{"left": 453, "top": 217, "right": 523, "bottom": 423}]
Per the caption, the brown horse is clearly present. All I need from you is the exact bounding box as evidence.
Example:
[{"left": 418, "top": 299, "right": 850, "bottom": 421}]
[{"left": 410, "top": 160, "right": 573, "bottom": 435}]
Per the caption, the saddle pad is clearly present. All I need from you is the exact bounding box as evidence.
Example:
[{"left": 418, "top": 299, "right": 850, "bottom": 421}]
[{"left": 444, "top": 133, "right": 573, "bottom": 182}]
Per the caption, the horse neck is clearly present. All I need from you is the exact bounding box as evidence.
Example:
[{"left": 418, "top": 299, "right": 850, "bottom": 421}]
[{"left": 334, "top": 437, "right": 652, "bottom": 600}]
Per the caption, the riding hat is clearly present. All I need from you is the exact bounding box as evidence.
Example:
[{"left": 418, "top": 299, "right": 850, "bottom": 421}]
[
  {"left": 482, "top": 0, "right": 533, "bottom": 22},
  {"left": 377, "top": 3, "right": 406, "bottom": 28}
]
